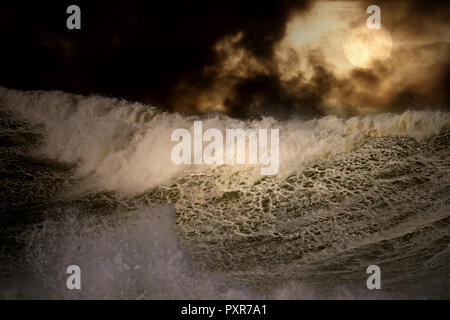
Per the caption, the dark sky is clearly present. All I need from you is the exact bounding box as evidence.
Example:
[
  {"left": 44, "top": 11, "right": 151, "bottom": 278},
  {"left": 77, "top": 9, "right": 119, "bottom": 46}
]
[
  {"left": 0, "top": 1, "right": 309, "bottom": 109},
  {"left": 0, "top": 1, "right": 448, "bottom": 118}
]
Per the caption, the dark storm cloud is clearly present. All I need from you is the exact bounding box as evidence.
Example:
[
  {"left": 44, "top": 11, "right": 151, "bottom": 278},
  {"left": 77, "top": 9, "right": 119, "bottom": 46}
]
[
  {"left": 0, "top": 0, "right": 310, "bottom": 110},
  {"left": 0, "top": 0, "right": 448, "bottom": 118}
]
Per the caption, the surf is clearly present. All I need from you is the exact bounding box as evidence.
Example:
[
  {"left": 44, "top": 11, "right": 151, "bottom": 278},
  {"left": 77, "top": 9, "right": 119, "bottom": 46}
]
[
  {"left": 1, "top": 87, "right": 449, "bottom": 196},
  {"left": 1, "top": 87, "right": 449, "bottom": 299}
]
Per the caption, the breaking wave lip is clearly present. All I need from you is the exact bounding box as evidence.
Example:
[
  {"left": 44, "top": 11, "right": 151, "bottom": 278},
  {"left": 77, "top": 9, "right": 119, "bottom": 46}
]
[{"left": 1, "top": 87, "right": 449, "bottom": 197}]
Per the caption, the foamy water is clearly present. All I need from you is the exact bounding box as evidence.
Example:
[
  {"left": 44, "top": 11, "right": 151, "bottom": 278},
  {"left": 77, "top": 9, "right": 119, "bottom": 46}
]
[{"left": 0, "top": 87, "right": 449, "bottom": 299}]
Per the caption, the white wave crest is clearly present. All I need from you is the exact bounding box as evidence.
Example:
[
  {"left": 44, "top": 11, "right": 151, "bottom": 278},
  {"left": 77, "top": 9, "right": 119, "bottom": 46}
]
[{"left": 1, "top": 87, "right": 449, "bottom": 196}]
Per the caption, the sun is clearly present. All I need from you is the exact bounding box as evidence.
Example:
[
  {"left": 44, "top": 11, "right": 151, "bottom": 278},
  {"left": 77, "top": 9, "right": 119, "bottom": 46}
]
[{"left": 343, "top": 25, "right": 392, "bottom": 68}]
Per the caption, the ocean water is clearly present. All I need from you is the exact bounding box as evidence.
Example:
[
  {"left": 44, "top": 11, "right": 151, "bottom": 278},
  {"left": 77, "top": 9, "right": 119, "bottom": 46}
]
[{"left": 0, "top": 87, "right": 449, "bottom": 299}]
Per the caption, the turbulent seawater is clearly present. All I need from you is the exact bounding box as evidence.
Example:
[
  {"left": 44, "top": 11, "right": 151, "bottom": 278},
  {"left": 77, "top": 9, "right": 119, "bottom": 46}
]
[{"left": 0, "top": 87, "right": 449, "bottom": 299}]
